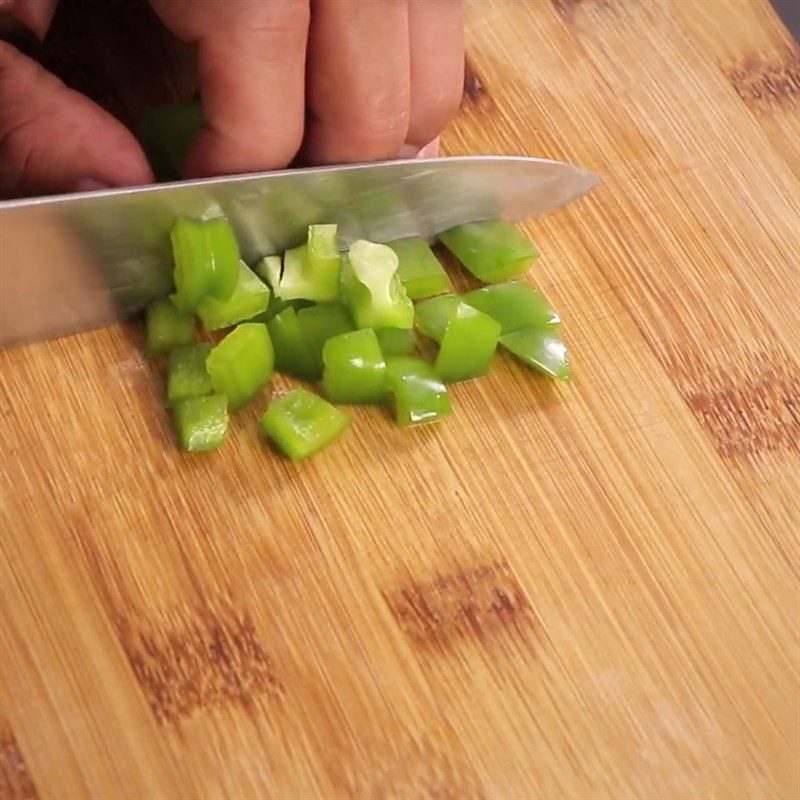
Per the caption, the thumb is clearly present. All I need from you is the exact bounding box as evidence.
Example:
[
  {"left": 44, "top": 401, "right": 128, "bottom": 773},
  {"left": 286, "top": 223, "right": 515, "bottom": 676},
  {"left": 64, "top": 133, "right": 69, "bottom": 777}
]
[{"left": 0, "top": 41, "right": 153, "bottom": 198}]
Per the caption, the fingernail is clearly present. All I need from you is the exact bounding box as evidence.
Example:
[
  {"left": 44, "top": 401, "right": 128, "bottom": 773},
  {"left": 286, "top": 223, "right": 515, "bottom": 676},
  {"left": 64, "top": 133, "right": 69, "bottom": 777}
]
[
  {"left": 416, "top": 138, "right": 440, "bottom": 159},
  {"left": 397, "top": 138, "right": 441, "bottom": 160},
  {"left": 74, "top": 178, "right": 111, "bottom": 193},
  {"left": 397, "top": 143, "right": 420, "bottom": 159}
]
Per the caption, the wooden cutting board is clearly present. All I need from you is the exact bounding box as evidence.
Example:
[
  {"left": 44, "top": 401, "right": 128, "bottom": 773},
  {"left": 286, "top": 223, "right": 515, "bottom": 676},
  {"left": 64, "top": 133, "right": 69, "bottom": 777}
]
[{"left": 1, "top": 1, "right": 798, "bottom": 798}]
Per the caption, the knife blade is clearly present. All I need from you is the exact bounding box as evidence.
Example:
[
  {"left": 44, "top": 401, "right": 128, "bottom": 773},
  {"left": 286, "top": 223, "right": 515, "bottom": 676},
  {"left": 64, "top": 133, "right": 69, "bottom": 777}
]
[{"left": 0, "top": 155, "right": 598, "bottom": 348}]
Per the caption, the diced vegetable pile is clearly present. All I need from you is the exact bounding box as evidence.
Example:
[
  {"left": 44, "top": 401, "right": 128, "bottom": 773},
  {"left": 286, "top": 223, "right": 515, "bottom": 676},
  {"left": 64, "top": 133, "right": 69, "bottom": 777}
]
[{"left": 145, "top": 216, "right": 569, "bottom": 460}]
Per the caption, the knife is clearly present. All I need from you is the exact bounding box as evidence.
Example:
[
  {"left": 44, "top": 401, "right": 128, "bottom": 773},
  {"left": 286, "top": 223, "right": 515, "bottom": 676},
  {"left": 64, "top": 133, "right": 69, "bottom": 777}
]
[{"left": 0, "top": 155, "right": 598, "bottom": 348}]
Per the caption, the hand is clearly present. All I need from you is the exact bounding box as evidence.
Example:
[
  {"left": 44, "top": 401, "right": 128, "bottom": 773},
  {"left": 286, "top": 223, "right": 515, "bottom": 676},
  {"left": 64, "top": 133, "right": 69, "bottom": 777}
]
[{"left": 0, "top": 0, "right": 464, "bottom": 198}]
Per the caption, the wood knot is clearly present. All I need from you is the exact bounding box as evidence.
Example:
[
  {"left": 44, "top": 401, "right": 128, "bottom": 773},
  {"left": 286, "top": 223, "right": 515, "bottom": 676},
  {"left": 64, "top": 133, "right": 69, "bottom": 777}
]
[
  {"left": 384, "top": 559, "right": 535, "bottom": 649},
  {"left": 671, "top": 346, "right": 799, "bottom": 459},
  {"left": 726, "top": 49, "right": 800, "bottom": 109},
  {"left": 116, "top": 602, "right": 282, "bottom": 725}
]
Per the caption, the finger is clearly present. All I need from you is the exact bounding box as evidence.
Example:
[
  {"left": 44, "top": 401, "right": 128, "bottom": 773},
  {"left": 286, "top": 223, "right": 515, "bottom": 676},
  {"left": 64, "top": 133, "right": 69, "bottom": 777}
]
[
  {"left": 0, "top": 42, "right": 153, "bottom": 197},
  {"left": 406, "top": 0, "right": 464, "bottom": 148},
  {"left": 304, "top": 0, "right": 410, "bottom": 165},
  {"left": 4, "top": 0, "right": 58, "bottom": 39},
  {"left": 151, "top": 0, "right": 309, "bottom": 177}
]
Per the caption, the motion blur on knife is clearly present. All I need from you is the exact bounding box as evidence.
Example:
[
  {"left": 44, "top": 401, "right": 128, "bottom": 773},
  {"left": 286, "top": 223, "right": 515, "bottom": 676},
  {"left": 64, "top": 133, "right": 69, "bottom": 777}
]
[{"left": 0, "top": 0, "right": 464, "bottom": 198}]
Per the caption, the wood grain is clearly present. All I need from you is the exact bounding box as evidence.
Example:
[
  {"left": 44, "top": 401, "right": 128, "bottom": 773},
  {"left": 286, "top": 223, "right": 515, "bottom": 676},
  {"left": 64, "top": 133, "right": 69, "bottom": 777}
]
[{"left": 1, "top": 1, "right": 799, "bottom": 798}]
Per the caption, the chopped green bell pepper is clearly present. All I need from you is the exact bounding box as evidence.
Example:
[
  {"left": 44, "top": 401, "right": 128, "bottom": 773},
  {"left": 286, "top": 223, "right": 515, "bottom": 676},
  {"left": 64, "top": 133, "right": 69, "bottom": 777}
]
[
  {"left": 268, "top": 302, "right": 353, "bottom": 381},
  {"left": 306, "top": 223, "right": 342, "bottom": 300},
  {"left": 341, "top": 240, "right": 414, "bottom": 329},
  {"left": 247, "top": 292, "right": 311, "bottom": 326},
  {"left": 499, "top": 327, "right": 570, "bottom": 381},
  {"left": 439, "top": 220, "right": 539, "bottom": 283},
  {"left": 171, "top": 216, "right": 241, "bottom": 310},
  {"left": 296, "top": 302, "right": 354, "bottom": 378},
  {"left": 462, "top": 281, "right": 559, "bottom": 333},
  {"left": 167, "top": 343, "right": 213, "bottom": 405},
  {"left": 388, "top": 237, "right": 451, "bottom": 300},
  {"left": 415, "top": 296, "right": 501, "bottom": 383},
  {"left": 173, "top": 394, "right": 228, "bottom": 452},
  {"left": 375, "top": 327, "right": 416, "bottom": 357},
  {"left": 271, "top": 224, "right": 341, "bottom": 303},
  {"left": 206, "top": 323, "right": 274, "bottom": 409},
  {"left": 265, "top": 294, "right": 310, "bottom": 322},
  {"left": 272, "top": 244, "right": 307, "bottom": 301},
  {"left": 260, "top": 388, "right": 351, "bottom": 461},
  {"left": 145, "top": 297, "right": 195, "bottom": 357},
  {"left": 414, "top": 294, "right": 462, "bottom": 342},
  {"left": 267, "top": 306, "right": 318, "bottom": 381},
  {"left": 436, "top": 304, "right": 500, "bottom": 383},
  {"left": 256, "top": 254, "right": 283, "bottom": 292},
  {"left": 322, "top": 329, "right": 387, "bottom": 404},
  {"left": 385, "top": 356, "right": 451, "bottom": 426},
  {"left": 196, "top": 260, "right": 270, "bottom": 330}
]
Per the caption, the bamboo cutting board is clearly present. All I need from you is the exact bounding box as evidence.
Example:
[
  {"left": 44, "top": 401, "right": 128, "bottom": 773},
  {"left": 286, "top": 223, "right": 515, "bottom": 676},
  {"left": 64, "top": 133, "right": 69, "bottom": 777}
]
[{"left": 1, "top": 1, "right": 799, "bottom": 798}]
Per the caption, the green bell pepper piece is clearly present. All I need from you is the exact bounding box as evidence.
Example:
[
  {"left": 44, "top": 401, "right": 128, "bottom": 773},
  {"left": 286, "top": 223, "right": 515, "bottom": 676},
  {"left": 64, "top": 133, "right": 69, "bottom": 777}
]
[
  {"left": 439, "top": 220, "right": 539, "bottom": 283},
  {"left": 322, "top": 329, "right": 387, "bottom": 404},
  {"left": 268, "top": 303, "right": 352, "bottom": 381},
  {"left": 167, "top": 343, "right": 213, "bottom": 405},
  {"left": 341, "top": 240, "right": 414, "bottom": 329},
  {"left": 256, "top": 254, "right": 282, "bottom": 291},
  {"left": 260, "top": 388, "right": 351, "bottom": 461},
  {"left": 375, "top": 327, "right": 416, "bottom": 356},
  {"left": 145, "top": 297, "right": 195, "bottom": 357},
  {"left": 262, "top": 297, "right": 313, "bottom": 324},
  {"left": 385, "top": 356, "right": 451, "bottom": 426},
  {"left": 415, "top": 296, "right": 501, "bottom": 383},
  {"left": 271, "top": 224, "right": 341, "bottom": 303},
  {"left": 388, "top": 237, "right": 451, "bottom": 300},
  {"left": 499, "top": 327, "right": 570, "bottom": 381},
  {"left": 196, "top": 260, "right": 270, "bottom": 330},
  {"left": 206, "top": 323, "right": 274, "bottom": 409},
  {"left": 250, "top": 257, "right": 312, "bottom": 323},
  {"left": 171, "top": 216, "right": 241, "bottom": 310},
  {"left": 272, "top": 244, "right": 307, "bottom": 301},
  {"left": 436, "top": 304, "right": 500, "bottom": 383},
  {"left": 173, "top": 394, "right": 228, "bottom": 452},
  {"left": 267, "top": 306, "right": 318, "bottom": 381},
  {"left": 414, "top": 294, "right": 462, "bottom": 342},
  {"left": 306, "top": 223, "right": 342, "bottom": 300},
  {"left": 139, "top": 101, "right": 204, "bottom": 182},
  {"left": 296, "top": 302, "right": 354, "bottom": 378},
  {"left": 247, "top": 296, "right": 312, "bottom": 328},
  {"left": 462, "top": 281, "right": 559, "bottom": 333}
]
